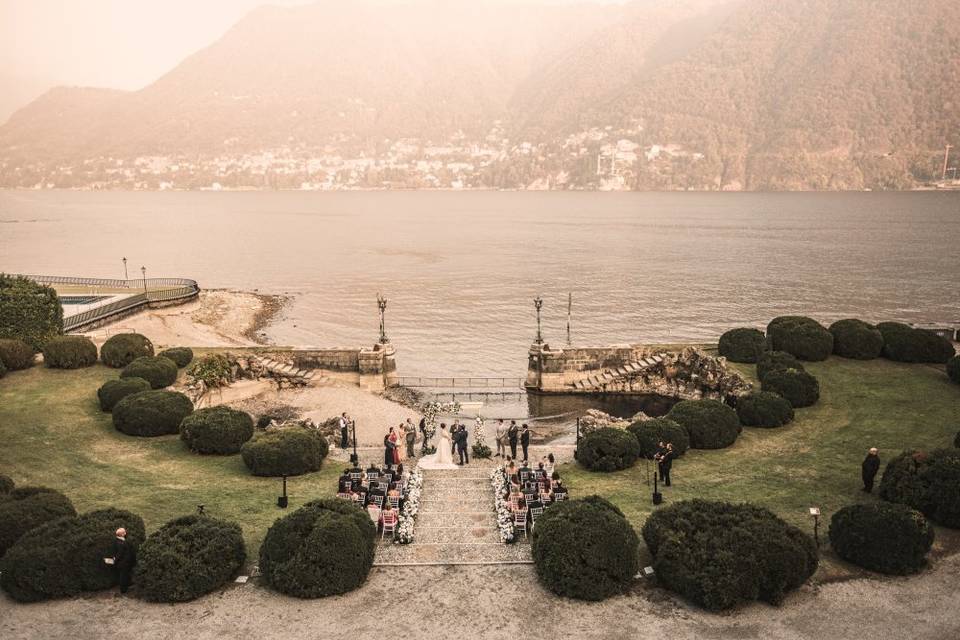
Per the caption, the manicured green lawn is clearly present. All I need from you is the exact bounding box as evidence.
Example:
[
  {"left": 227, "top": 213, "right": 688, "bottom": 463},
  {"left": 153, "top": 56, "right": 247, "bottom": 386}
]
[
  {"left": 0, "top": 364, "right": 339, "bottom": 560},
  {"left": 561, "top": 357, "right": 960, "bottom": 540}
]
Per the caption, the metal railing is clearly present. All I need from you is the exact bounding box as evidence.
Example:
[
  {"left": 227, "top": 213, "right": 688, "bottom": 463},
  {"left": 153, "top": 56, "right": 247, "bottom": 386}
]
[
  {"left": 13, "top": 274, "right": 200, "bottom": 332},
  {"left": 394, "top": 376, "right": 525, "bottom": 389}
]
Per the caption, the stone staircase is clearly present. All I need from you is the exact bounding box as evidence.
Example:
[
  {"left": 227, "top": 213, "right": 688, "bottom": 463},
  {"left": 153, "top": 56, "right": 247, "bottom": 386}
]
[
  {"left": 374, "top": 466, "right": 532, "bottom": 566},
  {"left": 250, "top": 355, "right": 320, "bottom": 386},
  {"left": 571, "top": 353, "right": 666, "bottom": 391}
]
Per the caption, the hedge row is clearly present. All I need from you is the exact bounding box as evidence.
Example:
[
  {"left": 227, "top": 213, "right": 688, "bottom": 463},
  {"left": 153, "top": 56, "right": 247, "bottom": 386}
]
[
  {"left": 878, "top": 322, "right": 954, "bottom": 364},
  {"left": 829, "top": 319, "right": 883, "bottom": 360}
]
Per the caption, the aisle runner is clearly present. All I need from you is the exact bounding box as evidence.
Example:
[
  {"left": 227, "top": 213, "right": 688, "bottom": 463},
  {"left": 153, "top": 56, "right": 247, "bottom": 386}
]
[{"left": 374, "top": 465, "right": 533, "bottom": 566}]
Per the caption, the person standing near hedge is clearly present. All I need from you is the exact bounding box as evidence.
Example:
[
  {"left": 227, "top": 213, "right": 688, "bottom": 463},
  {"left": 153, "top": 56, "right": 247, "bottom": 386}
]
[
  {"left": 339, "top": 413, "right": 350, "bottom": 450},
  {"left": 660, "top": 443, "right": 675, "bottom": 487},
  {"left": 862, "top": 447, "right": 881, "bottom": 493},
  {"left": 110, "top": 527, "right": 137, "bottom": 594}
]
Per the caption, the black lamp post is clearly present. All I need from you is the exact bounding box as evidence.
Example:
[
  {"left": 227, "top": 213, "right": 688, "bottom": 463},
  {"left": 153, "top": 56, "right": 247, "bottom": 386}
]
[
  {"left": 122, "top": 257, "right": 128, "bottom": 281},
  {"left": 533, "top": 296, "right": 543, "bottom": 345},
  {"left": 377, "top": 293, "right": 388, "bottom": 344},
  {"left": 350, "top": 419, "right": 358, "bottom": 465},
  {"left": 140, "top": 266, "right": 147, "bottom": 292}
]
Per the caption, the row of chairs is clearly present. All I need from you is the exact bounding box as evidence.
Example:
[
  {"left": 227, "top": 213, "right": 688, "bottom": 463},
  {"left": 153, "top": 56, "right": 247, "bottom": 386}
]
[{"left": 336, "top": 491, "right": 401, "bottom": 511}]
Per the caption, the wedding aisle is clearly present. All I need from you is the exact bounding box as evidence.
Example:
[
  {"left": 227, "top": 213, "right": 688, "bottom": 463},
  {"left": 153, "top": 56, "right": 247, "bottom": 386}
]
[{"left": 374, "top": 462, "right": 533, "bottom": 566}]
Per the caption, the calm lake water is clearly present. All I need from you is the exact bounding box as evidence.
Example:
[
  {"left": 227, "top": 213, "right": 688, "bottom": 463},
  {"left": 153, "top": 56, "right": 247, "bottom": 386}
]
[{"left": 2, "top": 191, "right": 959, "bottom": 379}]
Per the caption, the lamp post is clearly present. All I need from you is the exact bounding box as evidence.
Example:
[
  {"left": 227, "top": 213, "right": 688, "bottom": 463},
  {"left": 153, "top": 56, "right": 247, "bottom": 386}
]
[
  {"left": 140, "top": 266, "right": 147, "bottom": 292},
  {"left": 377, "top": 293, "right": 388, "bottom": 344},
  {"left": 533, "top": 296, "right": 544, "bottom": 345},
  {"left": 122, "top": 257, "right": 128, "bottom": 281},
  {"left": 351, "top": 419, "right": 358, "bottom": 465}
]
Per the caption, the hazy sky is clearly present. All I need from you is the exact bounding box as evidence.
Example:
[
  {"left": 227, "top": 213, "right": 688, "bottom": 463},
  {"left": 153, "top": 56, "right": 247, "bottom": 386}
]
[{"left": 0, "top": 0, "right": 626, "bottom": 89}]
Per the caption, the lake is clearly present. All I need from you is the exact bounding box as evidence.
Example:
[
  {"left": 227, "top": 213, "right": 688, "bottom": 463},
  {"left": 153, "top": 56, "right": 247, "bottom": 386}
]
[{"left": 2, "top": 190, "right": 959, "bottom": 378}]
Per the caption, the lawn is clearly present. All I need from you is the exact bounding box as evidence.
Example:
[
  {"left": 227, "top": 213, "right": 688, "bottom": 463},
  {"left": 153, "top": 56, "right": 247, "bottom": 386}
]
[
  {"left": 0, "top": 364, "right": 340, "bottom": 560},
  {"left": 560, "top": 357, "right": 960, "bottom": 545}
]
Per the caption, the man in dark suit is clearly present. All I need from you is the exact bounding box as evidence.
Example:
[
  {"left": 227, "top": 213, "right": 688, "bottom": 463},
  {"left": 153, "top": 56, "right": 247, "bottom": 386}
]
[
  {"left": 110, "top": 527, "right": 137, "bottom": 594},
  {"left": 508, "top": 421, "right": 519, "bottom": 459},
  {"left": 660, "top": 443, "right": 674, "bottom": 487},
  {"left": 456, "top": 425, "right": 470, "bottom": 465},
  {"left": 338, "top": 469, "right": 352, "bottom": 493},
  {"left": 862, "top": 447, "right": 881, "bottom": 493},
  {"left": 520, "top": 424, "right": 530, "bottom": 463}
]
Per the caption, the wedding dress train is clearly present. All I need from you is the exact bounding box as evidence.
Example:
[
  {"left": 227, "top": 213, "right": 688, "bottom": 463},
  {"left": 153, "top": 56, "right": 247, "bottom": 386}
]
[{"left": 419, "top": 427, "right": 459, "bottom": 469}]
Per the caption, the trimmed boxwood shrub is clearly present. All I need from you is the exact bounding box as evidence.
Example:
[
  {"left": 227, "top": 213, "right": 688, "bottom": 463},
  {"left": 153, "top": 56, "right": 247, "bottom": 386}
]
[
  {"left": 955, "top": 431, "right": 960, "bottom": 448},
  {"left": 829, "top": 319, "right": 884, "bottom": 360},
  {"left": 761, "top": 368, "right": 820, "bottom": 408},
  {"left": 260, "top": 498, "right": 375, "bottom": 598},
  {"left": 241, "top": 428, "right": 329, "bottom": 476},
  {"left": 577, "top": 427, "right": 641, "bottom": 472},
  {"left": 879, "top": 449, "right": 960, "bottom": 528},
  {"left": 0, "top": 338, "right": 35, "bottom": 371},
  {"left": 0, "top": 487, "right": 76, "bottom": 557},
  {"left": 947, "top": 356, "right": 960, "bottom": 384},
  {"left": 42, "top": 335, "right": 98, "bottom": 369},
  {"left": 667, "top": 400, "right": 741, "bottom": 449},
  {"left": 100, "top": 332, "right": 154, "bottom": 368},
  {"left": 736, "top": 391, "right": 795, "bottom": 428},
  {"left": 531, "top": 495, "right": 638, "bottom": 601},
  {"left": 878, "top": 322, "right": 955, "bottom": 364},
  {"left": 97, "top": 377, "right": 151, "bottom": 412},
  {"left": 642, "top": 499, "right": 818, "bottom": 611},
  {"left": 627, "top": 418, "right": 689, "bottom": 459},
  {"left": 828, "top": 503, "right": 933, "bottom": 575},
  {"left": 180, "top": 406, "right": 255, "bottom": 455},
  {"left": 112, "top": 390, "right": 194, "bottom": 437},
  {"left": 718, "top": 327, "right": 767, "bottom": 363},
  {"left": 0, "top": 357, "right": 5, "bottom": 378},
  {"left": 0, "top": 507, "right": 144, "bottom": 602},
  {"left": 0, "top": 474, "right": 13, "bottom": 494},
  {"left": 121, "top": 355, "right": 178, "bottom": 389},
  {"left": 158, "top": 347, "right": 194, "bottom": 368},
  {"left": 0, "top": 274, "right": 63, "bottom": 351},
  {"left": 756, "top": 350, "right": 804, "bottom": 381},
  {"left": 135, "top": 515, "right": 245, "bottom": 602},
  {"left": 767, "top": 316, "right": 833, "bottom": 362}
]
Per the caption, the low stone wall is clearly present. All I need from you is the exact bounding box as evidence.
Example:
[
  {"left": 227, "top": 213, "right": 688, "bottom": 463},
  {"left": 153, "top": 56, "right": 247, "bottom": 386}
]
[{"left": 273, "top": 343, "right": 397, "bottom": 391}]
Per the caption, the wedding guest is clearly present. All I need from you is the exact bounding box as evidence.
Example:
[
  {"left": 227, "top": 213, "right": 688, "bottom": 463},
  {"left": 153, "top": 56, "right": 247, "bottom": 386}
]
[
  {"left": 545, "top": 453, "right": 555, "bottom": 476},
  {"left": 508, "top": 421, "right": 519, "bottom": 458},
  {"left": 520, "top": 423, "right": 530, "bottom": 462},
  {"left": 339, "top": 412, "right": 350, "bottom": 449},
  {"left": 366, "top": 462, "right": 380, "bottom": 477},
  {"left": 405, "top": 417, "right": 417, "bottom": 458},
  {"left": 495, "top": 419, "right": 507, "bottom": 457},
  {"left": 661, "top": 443, "right": 674, "bottom": 487},
  {"left": 552, "top": 478, "right": 568, "bottom": 500},
  {"left": 862, "top": 447, "right": 881, "bottom": 493},
  {"left": 338, "top": 469, "right": 352, "bottom": 492},
  {"left": 396, "top": 422, "right": 407, "bottom": 463},
  {"left": 110, "top": 528, "right": 137, "bottom": 594}
]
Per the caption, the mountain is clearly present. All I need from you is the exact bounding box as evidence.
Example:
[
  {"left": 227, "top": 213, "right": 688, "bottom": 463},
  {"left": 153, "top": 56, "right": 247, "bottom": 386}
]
[{"left": 1, "top": 0, "right": 957, "bottom": 190}]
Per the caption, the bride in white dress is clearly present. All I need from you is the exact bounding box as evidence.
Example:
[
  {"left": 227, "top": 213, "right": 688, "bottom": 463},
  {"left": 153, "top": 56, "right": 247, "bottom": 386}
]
[{"left": 419, "top": 424, "right": 459, "bottom": 470}]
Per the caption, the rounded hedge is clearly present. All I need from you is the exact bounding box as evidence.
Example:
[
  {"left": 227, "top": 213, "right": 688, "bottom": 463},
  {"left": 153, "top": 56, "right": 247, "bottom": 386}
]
[
  {"left": 756, "top": 350, "right": 804, "bottom": 381},
  {"left": 766, "top": 316, "right": 833, "bottom": 362},
  {"left": 761, "top": 368, "right": 820, "bottom": 408},
  {"left": 180, "top": 406, "right": 255, "bottom": 455},
  {"left": 158, "top": 347, "right": 194, "bottom": 368},
  {"left": 627, "top": 417, "right": 690, "bottom": 459},
  {"left": 0, "top": 487, "right": 76, "bottom": 557},
  {"left": 259, "top": 498, "right": 376, "bottom": 598},
  {"left": 955, "top": 431, "right": 960, "bottom": 449},
  {"left": 718, "top": 327, "right": 767, "bottom": 363},
  {"left": 112, "top": 390, "right": 194, "bottom": 437},
  {"left": 0, "top": 274, "right": 63, "bottom": 351},
  {"left": 134, "top": 514, "right": 245, "bottom": 602},
  {"left": 42, "top": 335, "right": 98, "bottom": 369},
  {"left": 531, "top": 496, "right": 638, "bottom": 601},
  {"left": 241, "top": 428, "right": 329, "bottom": 476},
  {"left": 577, "top": 427, "right": 641, "bottom": 472},
  {"left": 0, "top": 357, "right": 5, "bottom": 378},
  {"left": 97, "top": 377, "right": 152, "bottom": 412},
  {"left": 0, "top": 507, "right": 144, "bottom": 602},
  {"left": 947, "top": 356, "right": 960, "bottom": 384},
  {"left": 0, "top": 338, "right": 35, "bottom": 371},
  {"left": 736, "top": 391, "right": 795, "bottom": 428},
  {"left": 828, "top": 503, "right": 933, "bottom": 575},
  {"left": 879, "top": 449, "right": 960, "bottom": 528},
  {"left": 642, "top": 499, "right": 818, "bottom": 611},
  {"left": 100, "top": 333, "right": 154, "bottom": 368},
  {"left": 667, "top": 400, "right": 741, "bottom": 449},
  {"left": 120, "top": 355, "right": 178, "bottom": 389},
  {"left": 878, "top": 322, "right": 955, "bottom": 364},
  {"left": 0, "top": 474, "right": 13, "bottom": 494},
  {"left": 829, "top": 319, "right": 884, "bottom": 360}
]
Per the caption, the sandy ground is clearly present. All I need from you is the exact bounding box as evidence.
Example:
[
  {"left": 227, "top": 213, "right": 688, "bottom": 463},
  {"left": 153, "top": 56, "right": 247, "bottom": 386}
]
[
  {"left": 81, "top": 289, "right": 277, "bottom": 348},
  {"left": 2, "top": 553, "right": 958, "bottom": 640}
]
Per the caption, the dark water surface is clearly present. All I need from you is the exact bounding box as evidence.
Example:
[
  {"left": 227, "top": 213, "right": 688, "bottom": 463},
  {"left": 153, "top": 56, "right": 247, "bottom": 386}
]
[{"left": 2, "top": 190, "right": 958, "bottom": 377}]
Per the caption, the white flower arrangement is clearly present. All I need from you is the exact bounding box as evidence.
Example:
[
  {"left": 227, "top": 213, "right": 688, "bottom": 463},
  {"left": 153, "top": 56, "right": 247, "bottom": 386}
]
[
  {"left": 490, "top": 467, "right": 516, "bottom": 544},
  {"left": 420, "top": 400, "right": 461, "bottom": 453},
  {"left": 473, "top": 415, "right": 486, "bottom": 447},
  {"left": 396, "top": 465, "right": 424, "bottom": 544}
]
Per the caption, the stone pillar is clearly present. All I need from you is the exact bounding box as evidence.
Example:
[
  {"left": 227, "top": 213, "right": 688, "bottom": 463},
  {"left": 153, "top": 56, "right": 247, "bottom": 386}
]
[{"left": 525, "top": 342, "right": 547, "bottom": 391}]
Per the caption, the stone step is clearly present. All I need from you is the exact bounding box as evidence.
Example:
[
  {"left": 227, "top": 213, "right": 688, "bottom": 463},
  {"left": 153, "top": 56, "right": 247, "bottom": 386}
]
[
  {"left": 423, "top": 478, "right": 491, "bottom": 488},
  {"left": 417, "top": 511, "right": 494, "bottom": 528},
  {"left": 419, "top": 500, "right": 494, "bottom": 514},
  {"left": 374, "top": 542, "right": 532, "bottom": 565},
  {"left": 410, "top": 526, "right": 502, "bottom": 544}
]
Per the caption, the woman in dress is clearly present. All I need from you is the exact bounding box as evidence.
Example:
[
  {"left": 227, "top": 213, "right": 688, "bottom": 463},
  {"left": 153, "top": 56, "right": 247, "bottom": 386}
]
[
  {"left": 396, "top": 422, "right": 406, "bottom": 462},
  {"left": 389, "top": 427, "right": 400, "bottom": 466},
  {"left": 419, "top": 423, "right": 458, "bottom": 469}
]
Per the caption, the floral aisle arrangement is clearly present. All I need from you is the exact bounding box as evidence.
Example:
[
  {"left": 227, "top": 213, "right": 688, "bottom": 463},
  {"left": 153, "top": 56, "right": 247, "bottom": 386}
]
[
  {"left": 490, "top": 467, "right": 516, "bottom": 543},
  {"left": 472, "top": 415, "right": 492, "bottom": 458},
  {"left": 396, "top": 465, "right": 424, "bottom": 544},
  {"left": 419, "top": 400, "right": 461, "bottom": 454}
]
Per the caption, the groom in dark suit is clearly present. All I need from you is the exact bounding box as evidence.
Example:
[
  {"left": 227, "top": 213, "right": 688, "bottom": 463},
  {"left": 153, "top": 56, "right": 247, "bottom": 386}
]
[{"left": 455, "top": 425, "right": 469, "bottom": 465}]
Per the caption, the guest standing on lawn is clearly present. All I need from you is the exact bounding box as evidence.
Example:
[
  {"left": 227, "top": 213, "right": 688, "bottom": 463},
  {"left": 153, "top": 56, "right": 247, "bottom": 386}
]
[
  {"left": 862, "top": 447, "right": 881, "bottom": 493},
  {"left": 110, "top": 528, "right": 137, "bottom": 594}
]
